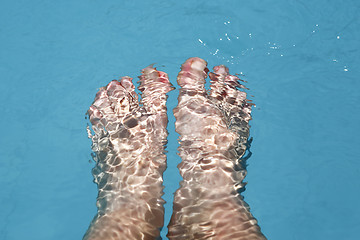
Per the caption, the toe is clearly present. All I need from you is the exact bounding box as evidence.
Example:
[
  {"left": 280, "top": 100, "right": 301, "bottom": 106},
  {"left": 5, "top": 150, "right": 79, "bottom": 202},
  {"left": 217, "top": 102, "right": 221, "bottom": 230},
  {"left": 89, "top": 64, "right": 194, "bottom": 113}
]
[
  {"left": 209, "top": 66, "right": 251, "bottom": 120},
  {"left": 138, "top": 65, "right": 174, "bottom": 114},
  {"left": 87, "top": 105, "right": 104, "bottom": 128},
  {"left": 105, "top": 78, "right": 139, "bottom": 117},
  {"left": 90, "top": 87, "right": 117, "bottom": 125},
  {"left": 177, "top": 57, "right": 209, "bottom": 90},
  {"left": 209, "top": 65, "right": 253, "bottom": 158},
  {"left": 119, "top": 76, "right": 139, "bottom": 111}
]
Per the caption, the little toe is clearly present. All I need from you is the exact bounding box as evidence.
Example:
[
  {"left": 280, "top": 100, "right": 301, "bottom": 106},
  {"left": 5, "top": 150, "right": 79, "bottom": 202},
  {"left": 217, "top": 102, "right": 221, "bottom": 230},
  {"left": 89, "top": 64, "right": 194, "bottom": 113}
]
[
  {"left": 89, "top": 87, "right": 117, "bottom": 127},
  {"left": 87, "top": 105, "right": 104, "bottom": 128}
]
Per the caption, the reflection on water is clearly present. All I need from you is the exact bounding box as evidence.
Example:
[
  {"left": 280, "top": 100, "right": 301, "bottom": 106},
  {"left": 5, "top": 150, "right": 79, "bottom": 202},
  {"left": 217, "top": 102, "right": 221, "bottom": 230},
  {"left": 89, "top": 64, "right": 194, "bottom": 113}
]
[{"left": 0, "top": 0, "right": 359, "bottom": 239}]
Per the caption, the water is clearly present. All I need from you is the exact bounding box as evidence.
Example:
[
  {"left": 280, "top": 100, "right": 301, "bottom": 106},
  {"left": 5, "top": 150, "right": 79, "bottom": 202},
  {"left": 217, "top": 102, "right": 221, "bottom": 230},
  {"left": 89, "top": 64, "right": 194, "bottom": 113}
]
[{"left": 0, "top": 0, "right": 359, "bottom": 239}]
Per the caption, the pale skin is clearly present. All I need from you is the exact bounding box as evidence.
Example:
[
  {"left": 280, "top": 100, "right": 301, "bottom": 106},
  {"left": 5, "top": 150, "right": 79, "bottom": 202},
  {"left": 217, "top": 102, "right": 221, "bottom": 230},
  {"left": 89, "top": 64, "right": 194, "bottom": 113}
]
[{"left": 84, "top": 58, "right": 266, "bottom": 240}]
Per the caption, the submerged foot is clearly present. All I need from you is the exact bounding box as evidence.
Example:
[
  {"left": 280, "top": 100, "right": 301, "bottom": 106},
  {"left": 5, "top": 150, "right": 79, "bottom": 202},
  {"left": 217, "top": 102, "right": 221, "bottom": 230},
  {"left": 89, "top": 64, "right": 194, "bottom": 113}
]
[
  {"left": 168, "top": 57, "right": 266, "bottom": 240},
  {"left": 84, "top": 67, "right": 173, "bottom": 240}
]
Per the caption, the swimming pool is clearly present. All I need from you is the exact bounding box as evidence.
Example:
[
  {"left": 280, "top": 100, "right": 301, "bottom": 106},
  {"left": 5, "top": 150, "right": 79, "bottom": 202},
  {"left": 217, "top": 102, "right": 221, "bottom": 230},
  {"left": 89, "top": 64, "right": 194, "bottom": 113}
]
[{"left": 0, "top": 0, "right": 359, "bottom": 239}]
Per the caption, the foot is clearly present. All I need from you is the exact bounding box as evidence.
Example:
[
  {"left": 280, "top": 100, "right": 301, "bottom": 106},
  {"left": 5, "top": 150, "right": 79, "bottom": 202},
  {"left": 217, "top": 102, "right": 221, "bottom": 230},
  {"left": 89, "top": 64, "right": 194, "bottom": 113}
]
[
  {"left": 84, "top": 67, "right": 173, "bottom": 240},
  {"left": 168, "top": 57, "right": 266, "bottom": 239}
]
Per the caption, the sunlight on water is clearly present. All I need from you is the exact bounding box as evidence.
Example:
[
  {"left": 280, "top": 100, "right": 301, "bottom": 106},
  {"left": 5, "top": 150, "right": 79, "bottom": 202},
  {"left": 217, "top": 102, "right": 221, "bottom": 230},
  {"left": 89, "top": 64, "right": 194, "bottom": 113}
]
[{"left": 0, "top": 0, "right": 359, "bottom": 239}]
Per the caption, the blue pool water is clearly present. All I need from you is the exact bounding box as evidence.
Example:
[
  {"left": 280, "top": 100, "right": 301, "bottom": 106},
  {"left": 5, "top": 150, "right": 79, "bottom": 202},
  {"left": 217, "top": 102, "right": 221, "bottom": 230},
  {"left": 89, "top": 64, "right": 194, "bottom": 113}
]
[{"left": 1, "top": 0, "right": 359, "bottom": 239}]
